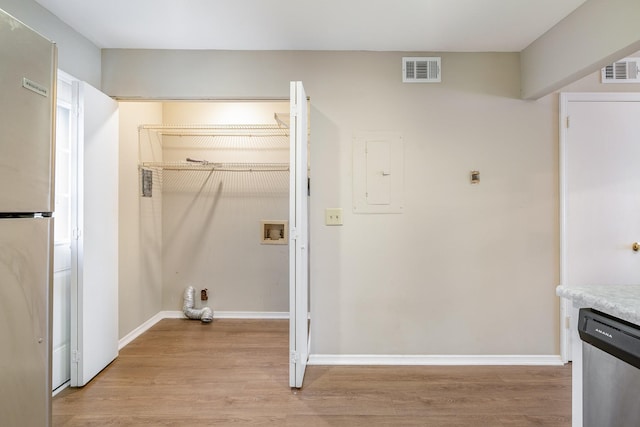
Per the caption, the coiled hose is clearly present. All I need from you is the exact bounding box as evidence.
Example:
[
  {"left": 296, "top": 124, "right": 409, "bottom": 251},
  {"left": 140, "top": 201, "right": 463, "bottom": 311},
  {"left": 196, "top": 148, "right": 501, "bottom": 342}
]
[{"left": 183, "top": 286, "right": 213, "bottom": 323}]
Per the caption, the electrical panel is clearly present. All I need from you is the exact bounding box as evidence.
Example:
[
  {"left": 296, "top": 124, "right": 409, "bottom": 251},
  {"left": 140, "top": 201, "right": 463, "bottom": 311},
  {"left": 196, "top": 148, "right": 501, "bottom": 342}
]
[{"left": 353, "top": 132, "right": 404, "bottom": 214}]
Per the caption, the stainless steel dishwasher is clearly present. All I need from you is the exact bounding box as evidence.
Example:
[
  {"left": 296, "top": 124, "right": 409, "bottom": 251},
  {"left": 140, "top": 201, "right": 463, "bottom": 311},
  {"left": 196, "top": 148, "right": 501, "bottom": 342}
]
[{"left": 578, "top": 308, "right": 640, "bottom": 427}]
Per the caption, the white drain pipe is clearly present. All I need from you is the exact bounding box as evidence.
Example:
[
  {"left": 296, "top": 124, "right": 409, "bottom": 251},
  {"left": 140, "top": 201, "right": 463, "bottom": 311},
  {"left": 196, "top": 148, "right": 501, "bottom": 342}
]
[{"left": 183, "top": 286, "right": 213, "bottom": 323}]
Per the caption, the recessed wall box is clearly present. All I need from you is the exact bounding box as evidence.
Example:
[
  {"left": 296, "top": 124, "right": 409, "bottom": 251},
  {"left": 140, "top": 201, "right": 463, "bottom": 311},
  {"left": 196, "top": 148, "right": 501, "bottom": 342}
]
[
  {"left": 470, "top": 170, "right": 480, "bottom": 184},
  {"left": 261, "top": 220, "right": 288, "bottom": 245},
  {"left": 141, "top": 168, "right": 153, "bottom": 197}
]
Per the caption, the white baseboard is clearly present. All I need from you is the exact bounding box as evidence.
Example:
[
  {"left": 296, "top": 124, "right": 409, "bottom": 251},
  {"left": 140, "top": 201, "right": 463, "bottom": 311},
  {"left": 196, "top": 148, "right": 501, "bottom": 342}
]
[
  {"left": 159, "top": 310, "right": 186, "bottom": 319},
  {"left": 52, "top": 381, "right": 70, "bottom": 397},
  {"left": 159, "top": 310, "right": 289, "bottom": 319},
  {"left": 120, "top": 315, "right": 562, "bottom": 367},
  {"left": 215, "top": 311, "right": 289, "bottom": 319},
  {"left": 118, "top": 310, "right": 290, "bottom": 350},
  {"left": 158, "top": 310, "right": 289, "bottom": 319},
  {"left": 308, "top": 354, "right": 565, "bottom": 366},
  {"left": 118, "top": 311, "right": 168, "bottom": 350}
]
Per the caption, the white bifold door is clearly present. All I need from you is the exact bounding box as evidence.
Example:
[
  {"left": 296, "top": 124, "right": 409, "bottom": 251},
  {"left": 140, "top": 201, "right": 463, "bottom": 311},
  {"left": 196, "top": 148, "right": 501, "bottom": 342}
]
[
  {"left": 70, "top": 82, "right": 119, "bottom": 386},
  {"left": 289, "top": 81, "right": 310, "bottom": 388}
]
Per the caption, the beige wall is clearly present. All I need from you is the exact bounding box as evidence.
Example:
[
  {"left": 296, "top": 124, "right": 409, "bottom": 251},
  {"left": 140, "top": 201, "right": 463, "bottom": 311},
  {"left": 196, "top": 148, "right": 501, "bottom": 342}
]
[
  {"left": 159, "top": 102, "right": 290, "bottom": 313},
  {"left": 105, "top": 50, "right": 563, "bottom": 355},
  {"left": 118, "top": 102, "right": 163, "bottom": 338}
]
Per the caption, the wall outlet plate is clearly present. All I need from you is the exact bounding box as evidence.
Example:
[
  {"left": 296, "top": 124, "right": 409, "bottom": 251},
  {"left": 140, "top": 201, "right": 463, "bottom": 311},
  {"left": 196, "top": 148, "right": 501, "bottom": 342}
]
[{"left": 325, "top": 208, "right": 343, "bottom": 226}]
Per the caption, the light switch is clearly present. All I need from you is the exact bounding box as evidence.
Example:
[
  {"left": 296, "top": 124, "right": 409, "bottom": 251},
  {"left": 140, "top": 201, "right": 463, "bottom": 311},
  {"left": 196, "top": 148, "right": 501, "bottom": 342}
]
[{"left": 325, "top": 208, "right": 343, "bottom": 226}]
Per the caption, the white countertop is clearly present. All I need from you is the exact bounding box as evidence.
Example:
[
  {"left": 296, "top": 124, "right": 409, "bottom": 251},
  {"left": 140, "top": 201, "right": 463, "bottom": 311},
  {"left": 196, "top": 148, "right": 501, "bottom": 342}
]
[{"left": 556, "top": 284, "right": 640, "bottom": 326}]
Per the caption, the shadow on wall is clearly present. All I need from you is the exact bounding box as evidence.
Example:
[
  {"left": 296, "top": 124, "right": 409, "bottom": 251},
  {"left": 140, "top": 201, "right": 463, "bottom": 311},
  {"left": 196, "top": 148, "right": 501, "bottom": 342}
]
[
  {"left": 164, "top": 178, "right": 224, "bottom": 307},
  {"left": 307, "top": 106, "right": 344, "bottom": 354}
]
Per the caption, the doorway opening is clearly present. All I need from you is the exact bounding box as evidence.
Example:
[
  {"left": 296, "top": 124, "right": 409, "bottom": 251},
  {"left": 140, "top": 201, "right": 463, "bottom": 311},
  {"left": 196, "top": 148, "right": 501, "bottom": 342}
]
[
  {"left": 128, "top": 98, "right": 311, "bottom": 388},
  {"left": 135, "top": 101, "right": 292, "bottom": 318},
  {"left": 53, "top": 89, "right": 311, "bottom": 394}
]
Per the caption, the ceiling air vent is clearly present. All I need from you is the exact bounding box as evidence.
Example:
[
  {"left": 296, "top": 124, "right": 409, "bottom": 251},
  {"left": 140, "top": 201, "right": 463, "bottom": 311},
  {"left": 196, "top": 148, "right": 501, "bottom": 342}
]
[
  {"left": 403, "top": 57, "right": 441, "bottom": 83},
  {"left": 601, "top": 58, "right": 640, "bottom": 83}
]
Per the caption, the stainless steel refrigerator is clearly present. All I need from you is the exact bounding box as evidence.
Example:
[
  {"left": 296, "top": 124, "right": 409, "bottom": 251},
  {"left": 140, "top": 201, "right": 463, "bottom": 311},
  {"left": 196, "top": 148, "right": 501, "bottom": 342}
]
[{"left": 0, "top": 8, "right": 57, "bottom": 427}]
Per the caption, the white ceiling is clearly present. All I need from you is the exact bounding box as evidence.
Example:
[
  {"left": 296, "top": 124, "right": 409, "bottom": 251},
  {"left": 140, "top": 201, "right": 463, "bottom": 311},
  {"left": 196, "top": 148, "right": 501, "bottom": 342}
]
[{"left": 35, "top": 0, "right": 587, "bottom": 52}]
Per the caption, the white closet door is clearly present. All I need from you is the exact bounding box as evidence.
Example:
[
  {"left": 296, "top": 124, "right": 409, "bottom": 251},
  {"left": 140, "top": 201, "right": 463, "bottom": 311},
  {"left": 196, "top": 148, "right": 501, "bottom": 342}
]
[
  {"left": 564, "top": 98, "right": 640, "bottom": 285},
  {"left": 289, "top": 81, "right": 309, "bottom": 388},
  {"left": 52, "top": 75, "right": 73, "bottom": 391},
  {"left": 70, "top": 81, "right": 119, "bottom": 386}
]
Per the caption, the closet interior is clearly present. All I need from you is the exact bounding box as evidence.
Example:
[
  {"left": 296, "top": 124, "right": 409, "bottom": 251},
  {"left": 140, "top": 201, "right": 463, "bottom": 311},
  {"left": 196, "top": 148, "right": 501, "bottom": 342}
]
[{"left": 137, "top": 101, "right": 293, "bottom": 316}]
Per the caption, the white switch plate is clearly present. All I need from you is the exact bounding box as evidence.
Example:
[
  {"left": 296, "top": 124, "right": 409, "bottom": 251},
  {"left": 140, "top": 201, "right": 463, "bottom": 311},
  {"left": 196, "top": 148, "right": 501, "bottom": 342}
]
[{"left": 325, "top": 208, "right": 343, "bottom": 226}]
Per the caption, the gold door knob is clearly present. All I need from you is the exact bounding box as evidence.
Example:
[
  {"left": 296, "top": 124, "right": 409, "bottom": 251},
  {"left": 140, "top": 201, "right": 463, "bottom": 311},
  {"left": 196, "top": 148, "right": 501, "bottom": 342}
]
[{"left": 633, "top": 242, "right": 640, "bottom": 252}]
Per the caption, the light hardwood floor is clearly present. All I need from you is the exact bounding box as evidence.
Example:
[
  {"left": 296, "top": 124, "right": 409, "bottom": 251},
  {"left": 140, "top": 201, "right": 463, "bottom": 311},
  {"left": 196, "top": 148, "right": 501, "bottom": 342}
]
[{"left": 53, "top": 319, "right": 571, "bottom": 426}]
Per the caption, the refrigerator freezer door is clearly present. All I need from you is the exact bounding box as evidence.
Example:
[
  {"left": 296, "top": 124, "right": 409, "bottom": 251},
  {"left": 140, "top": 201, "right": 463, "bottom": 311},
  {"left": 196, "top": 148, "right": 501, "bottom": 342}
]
[
  {"left": 0, "top": 218, "right": 53, "bottom": 427},
  {"left": 0, "top": 10, "right": 56, "bottom": 213}
]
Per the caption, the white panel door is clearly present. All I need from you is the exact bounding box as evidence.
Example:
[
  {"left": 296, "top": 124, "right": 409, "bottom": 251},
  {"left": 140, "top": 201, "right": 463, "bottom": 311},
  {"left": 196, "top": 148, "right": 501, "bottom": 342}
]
[
  {"left": 52, "top": 75, "right": 73, "bottom": 391},
  {"left": 70, "top": 82, "right": 119, "bottom": 386},
  {"left": 289, "top": 81, "right": 309, "bottom": 388},
  {"left": 564, "top": 98, "right": 640, "bottom": 286}
]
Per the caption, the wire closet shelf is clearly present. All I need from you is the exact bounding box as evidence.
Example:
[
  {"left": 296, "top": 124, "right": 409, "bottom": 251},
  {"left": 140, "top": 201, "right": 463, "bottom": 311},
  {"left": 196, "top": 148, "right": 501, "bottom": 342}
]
[{"left": 138, "top": 123, "right": 290, "bottom": 173}]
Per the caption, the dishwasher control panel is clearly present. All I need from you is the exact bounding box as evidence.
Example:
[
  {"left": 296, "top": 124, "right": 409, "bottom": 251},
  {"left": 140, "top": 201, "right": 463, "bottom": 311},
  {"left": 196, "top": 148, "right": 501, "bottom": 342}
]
[{"left": 579, "top": 308, "right": 640, "bottom": 369}]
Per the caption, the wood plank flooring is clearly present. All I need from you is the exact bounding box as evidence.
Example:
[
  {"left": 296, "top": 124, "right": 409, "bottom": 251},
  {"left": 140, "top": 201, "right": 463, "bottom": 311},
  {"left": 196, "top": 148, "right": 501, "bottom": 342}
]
[{"left": 53, "top": 319, "right": 571, "bottom": 426}]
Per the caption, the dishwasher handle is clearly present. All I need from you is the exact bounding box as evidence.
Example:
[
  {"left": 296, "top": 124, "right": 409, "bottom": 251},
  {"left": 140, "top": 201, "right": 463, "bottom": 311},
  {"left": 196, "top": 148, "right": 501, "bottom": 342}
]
[{"left": 579, "top": 308, "right": 640, "bottom": 370}]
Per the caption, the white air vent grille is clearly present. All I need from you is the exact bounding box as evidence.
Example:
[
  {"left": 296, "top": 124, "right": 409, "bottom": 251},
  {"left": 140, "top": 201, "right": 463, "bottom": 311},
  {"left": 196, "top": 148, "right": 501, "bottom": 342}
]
[
  {"left": 403, "top": 57, "right": 441, "bottom": 83},
  {"left": 601, "top": 58, "right": 640, "bottom": 83}
]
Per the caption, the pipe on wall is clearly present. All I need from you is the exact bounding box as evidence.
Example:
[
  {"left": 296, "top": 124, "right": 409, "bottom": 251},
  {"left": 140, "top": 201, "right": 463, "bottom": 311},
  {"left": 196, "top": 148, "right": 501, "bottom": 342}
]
[{"left": 183, "top": 286, "right": 213, "bottom": 323}]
